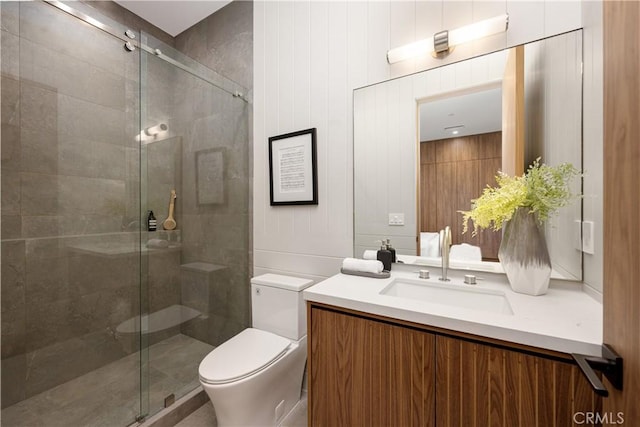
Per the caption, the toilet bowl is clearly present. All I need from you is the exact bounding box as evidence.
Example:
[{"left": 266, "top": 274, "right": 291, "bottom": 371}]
[{"left": 198, "top": 274, "right": 314, "bottom": 426}]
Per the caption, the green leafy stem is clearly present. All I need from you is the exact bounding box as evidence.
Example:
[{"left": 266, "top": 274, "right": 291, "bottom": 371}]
[{"left": 460, "top": 158, "right": 581, "bottom": 236}]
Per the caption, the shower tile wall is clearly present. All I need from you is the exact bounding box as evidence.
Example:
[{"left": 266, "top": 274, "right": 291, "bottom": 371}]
[
  {"left": 0, "top": 1, "right": 181, "bottom": 408},
  {"left": 172, "top": 2, "right": 253, "bottom": 346},
  {"left": 146, "top": 50, "right": 251, "bottom": 346},
  {"left": 1, "top": 0, "right": 252, "bottom": 415},
  {"left": 175, "top": 1, "right": 253, "bottom": 90}
]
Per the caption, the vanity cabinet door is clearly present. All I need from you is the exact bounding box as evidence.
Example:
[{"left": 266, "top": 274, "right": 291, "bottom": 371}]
[
  {"left": 309, "top": 305, "right": 435, "bottom": 427},
  {"left": 435, "top": 335, "right": 603, "bottom": 427}
]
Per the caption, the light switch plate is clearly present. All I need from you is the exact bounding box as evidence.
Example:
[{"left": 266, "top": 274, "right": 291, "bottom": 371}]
[
  {"left": 582, "top": 221, "right": 595, "bottom": 254},
  {"left": 388, "top": 213, "right": 405, "bottom": 226}
]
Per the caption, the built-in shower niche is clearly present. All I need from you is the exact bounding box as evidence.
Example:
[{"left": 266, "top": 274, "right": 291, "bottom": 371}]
[{"left": 144, "top": 135, "right": 183, "bottom": 232}]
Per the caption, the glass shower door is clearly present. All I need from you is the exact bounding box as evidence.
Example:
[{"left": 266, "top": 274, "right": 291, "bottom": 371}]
[
  {"left": 1, "top": 2, "right": 250, "bottom": 424},
  {"left": 139, "top": 31, "right": 251, "bottom": 418},
  {"left": 0, "top": 1, "right": 147, "bottom": 425}
]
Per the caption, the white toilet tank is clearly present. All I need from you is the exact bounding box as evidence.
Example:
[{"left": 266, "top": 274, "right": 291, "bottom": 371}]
[{"left": 251, "top": 274, "right": 314, "bottom": 341}]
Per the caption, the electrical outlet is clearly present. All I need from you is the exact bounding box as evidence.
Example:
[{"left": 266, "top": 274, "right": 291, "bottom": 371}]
[{"left": 388, "top": 213, "right": 405, "bottom": 226}]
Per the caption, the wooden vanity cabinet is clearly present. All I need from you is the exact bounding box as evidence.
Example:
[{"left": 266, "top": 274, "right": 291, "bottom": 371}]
[
  {"left": 308, "top": 303, "right": 602, "bottom": 427},
  {"left": 309, "top": 303, "right": 435, "bottom": 426}
]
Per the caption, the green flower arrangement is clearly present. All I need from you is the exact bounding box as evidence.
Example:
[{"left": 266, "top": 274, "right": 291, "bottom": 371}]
[{"left": 461, "top": 158, "right": 580, "bottom": 236}]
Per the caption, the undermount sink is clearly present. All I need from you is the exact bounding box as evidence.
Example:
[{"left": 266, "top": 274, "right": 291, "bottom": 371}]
[{"left": 380, "top": 278, "right": 514, "bottom": 315}]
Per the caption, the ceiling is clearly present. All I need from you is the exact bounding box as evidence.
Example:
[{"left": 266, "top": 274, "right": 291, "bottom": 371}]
[
  {"left": 419, "top": 88, "right": 502, "bottom": 142},
  {"left": 113, "top": 1, "right": 232, "bottom": 37}
]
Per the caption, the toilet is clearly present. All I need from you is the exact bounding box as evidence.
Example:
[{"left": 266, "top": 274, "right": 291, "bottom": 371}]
[{"left": 198, "top": 274, "right": 314, "bottom": 426}]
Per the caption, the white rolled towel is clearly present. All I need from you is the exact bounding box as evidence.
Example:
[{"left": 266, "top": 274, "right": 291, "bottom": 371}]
[
  {"left": 362, "top": 250, "right": 378, "bottom": 260},
  {"left": 342, "top": 257, "right": 384, "bottom": 274}
]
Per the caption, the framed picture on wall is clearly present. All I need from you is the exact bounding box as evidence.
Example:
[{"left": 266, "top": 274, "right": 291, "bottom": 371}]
[
  {"left": 268, "top": 128, "right": 318, "bottom": 206},
  {"left": 196, "top": 148, "right": 225, "bottom": 205}
]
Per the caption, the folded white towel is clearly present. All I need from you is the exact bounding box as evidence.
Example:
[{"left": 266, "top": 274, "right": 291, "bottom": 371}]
[
  {"left": 362, "top": 250, "right": 378, "bottom": 260},
  {"left": 342, "top": 257, "right": 384, "bottom": 274}
]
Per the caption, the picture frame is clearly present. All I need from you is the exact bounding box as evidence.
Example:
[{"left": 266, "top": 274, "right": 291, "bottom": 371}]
[
  {"left": 195, "top": 148, "right": 225, "bottom": 205},
  {"left": 268, "top": 128, "right": 318, "bottom": 206}
]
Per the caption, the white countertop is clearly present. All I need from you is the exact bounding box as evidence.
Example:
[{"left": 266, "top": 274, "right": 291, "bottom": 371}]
[{"left": 303, "top": 267, "right": 602, "bottom": 356}]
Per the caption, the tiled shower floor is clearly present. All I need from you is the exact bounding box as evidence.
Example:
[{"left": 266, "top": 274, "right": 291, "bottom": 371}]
[{"left": 2, "top": 334, "right": 214, "bottom": 427}]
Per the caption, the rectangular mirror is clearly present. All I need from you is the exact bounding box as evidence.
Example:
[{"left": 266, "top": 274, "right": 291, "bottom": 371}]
[{"left": 354, "top": 30, "right": 583, "bottom": 280}]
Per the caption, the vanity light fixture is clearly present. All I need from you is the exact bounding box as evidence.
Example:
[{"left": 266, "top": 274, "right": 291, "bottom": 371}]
[{"left": 386, "top": 14, "right": 509, "bottom": 63}]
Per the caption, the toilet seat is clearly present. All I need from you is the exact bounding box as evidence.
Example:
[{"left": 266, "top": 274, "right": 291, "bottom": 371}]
[{"left": 199, "top": 328, "right": 291, "bottom": 385}]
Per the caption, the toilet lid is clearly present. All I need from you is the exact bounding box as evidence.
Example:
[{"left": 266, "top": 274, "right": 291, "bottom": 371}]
[{"left": 199, "top": 328, "right": 291, "bottom": 384}]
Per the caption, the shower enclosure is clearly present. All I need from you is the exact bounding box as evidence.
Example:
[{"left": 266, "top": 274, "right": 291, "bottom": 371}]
[{"left": 1, "top": 2, "right": 250, "bottom": 425}]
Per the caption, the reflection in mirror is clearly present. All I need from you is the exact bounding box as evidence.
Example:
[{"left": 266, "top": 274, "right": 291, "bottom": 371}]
[
  {"left": 354, "top": 30, "right": 583, "bottom": 280},
  {"left": 419, "top": 85, "right": 503, "bottom": 262}
]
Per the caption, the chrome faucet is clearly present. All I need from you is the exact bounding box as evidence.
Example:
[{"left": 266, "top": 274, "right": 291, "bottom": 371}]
[{"left": 439, "top": 226, "right": 452, "bottom": 282}]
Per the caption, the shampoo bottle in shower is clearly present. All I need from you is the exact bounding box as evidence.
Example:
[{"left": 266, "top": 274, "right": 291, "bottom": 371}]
[{"left": 147, "top": 210, "right": 157, "bottom": 232}]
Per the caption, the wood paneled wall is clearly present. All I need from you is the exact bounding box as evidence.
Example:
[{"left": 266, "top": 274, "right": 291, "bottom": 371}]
[
  {"left": 603, "top": 0, "right": 640, "bottom": 423},
  {"left": 436, "top": 335, "right": 601, "bottom": 427},
  {"left": 420, "top": 132, "right": 502, "bottom": 260},
  {"left": 501, "top": 46, "right": 525, "bottom": 177}
]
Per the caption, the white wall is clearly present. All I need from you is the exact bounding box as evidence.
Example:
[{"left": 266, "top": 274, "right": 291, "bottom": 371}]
[
  {"left": 254, "top": 1, "right": 598, "bottom": 283},
  {"left": 524, "top": 31, "right": 583, "bottom": 280},
  {"left": 581, "top": 1, "right": 604, "bottom": 293}
]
